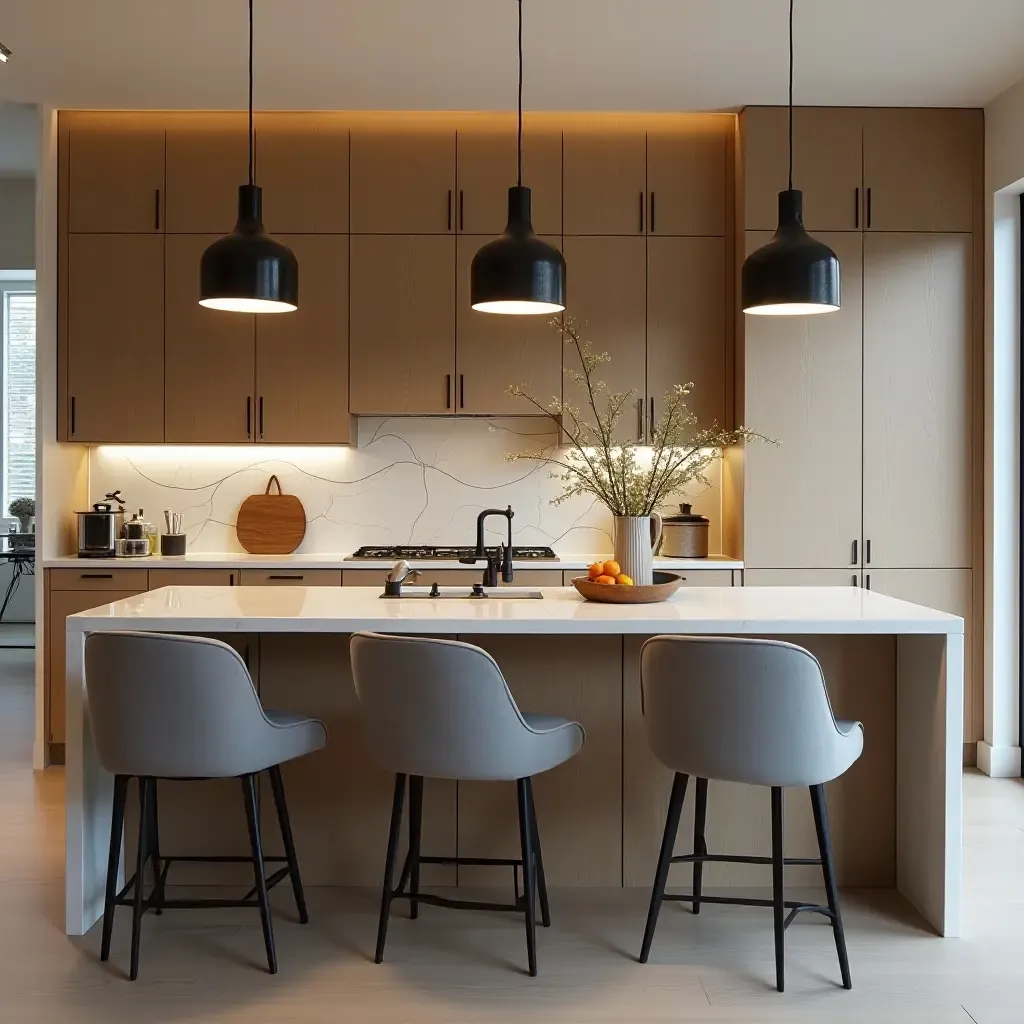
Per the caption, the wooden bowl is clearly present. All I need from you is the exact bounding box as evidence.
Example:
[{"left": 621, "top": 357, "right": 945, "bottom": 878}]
[{"left": 571, "top": 571, "right": 684, "bottom": 604}]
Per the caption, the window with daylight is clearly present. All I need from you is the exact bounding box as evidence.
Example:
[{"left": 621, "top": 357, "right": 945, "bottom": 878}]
[{"left": 2, "top": 281, "right": 35, "bottom": 512}]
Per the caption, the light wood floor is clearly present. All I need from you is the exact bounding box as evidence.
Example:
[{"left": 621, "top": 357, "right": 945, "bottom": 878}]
[{"left": 3, "top": 650, "right": 1022, "bottom": 1023}]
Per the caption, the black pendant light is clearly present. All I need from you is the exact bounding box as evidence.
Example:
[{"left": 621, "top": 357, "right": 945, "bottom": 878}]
[
  {"left": 741, "top": 0, "right": 840, "bottom": 316},
  {"left": 470, "top": 0, "right": 565, "bottom": 315},
  {"left": 199, "top": 0, "right": 297, "bottom": 313}
]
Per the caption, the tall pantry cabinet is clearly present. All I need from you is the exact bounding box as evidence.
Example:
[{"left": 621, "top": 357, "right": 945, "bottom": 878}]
[{"left": 738, "top": 106, "right": 983, "bottom": 754}]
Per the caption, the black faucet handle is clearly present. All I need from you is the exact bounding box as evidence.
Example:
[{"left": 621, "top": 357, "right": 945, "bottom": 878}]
[{"left": 500, "top": 541, "right": 514, "bottom": 584}]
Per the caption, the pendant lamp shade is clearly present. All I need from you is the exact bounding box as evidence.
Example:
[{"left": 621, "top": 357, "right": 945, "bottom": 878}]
[
  {"left": 471, "top": 186, "right": 565, "bottom": 314},
  {"left": 199, "top": 0, "right": 298, "bottom": 314},
  {"left": 740, "top": 0, "right": 839, "bottom": 317},
  {"left": 741, "top": 189, "right": 840, "bottom": 315},
  {"left": 470, "top": 0, "right": 565, "bottom": 315}
]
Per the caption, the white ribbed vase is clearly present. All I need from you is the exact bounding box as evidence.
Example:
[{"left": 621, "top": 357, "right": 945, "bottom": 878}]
[{"left": 612, "top": 515, "right": 663, "bottom": 586}]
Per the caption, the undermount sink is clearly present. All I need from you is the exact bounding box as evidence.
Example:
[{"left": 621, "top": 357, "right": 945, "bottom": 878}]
[{"left": 380, "top": 587, "right": 544, "bottom": 600}]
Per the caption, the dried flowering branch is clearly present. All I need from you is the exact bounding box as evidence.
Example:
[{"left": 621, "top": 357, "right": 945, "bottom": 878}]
[{"left": 506, "top": 317, "right": 774, "bottom": 517}]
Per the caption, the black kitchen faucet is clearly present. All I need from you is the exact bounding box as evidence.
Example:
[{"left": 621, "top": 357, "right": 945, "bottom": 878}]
[{"left": 459, "top": 506, "right": 514, "bottom": 588}]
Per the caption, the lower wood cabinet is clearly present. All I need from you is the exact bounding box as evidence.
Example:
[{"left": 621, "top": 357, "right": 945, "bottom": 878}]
[
  {"left": 240, "top": 569, "right": 342, "bottom": 586},
  {"left": 744, "top": 568, "right": 861, "bottom": 587},
  {"left": 148, "top": 569, "right": 237, "bottom": 587}
]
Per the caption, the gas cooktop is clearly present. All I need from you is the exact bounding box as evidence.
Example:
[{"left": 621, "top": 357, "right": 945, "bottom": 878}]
[{"left": 348, "top": 545, "right": 558, "bottom": 561}]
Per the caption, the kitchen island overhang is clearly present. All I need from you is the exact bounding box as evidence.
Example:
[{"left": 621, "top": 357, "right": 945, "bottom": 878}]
[{"left": 64, "top": 585, "right": 964, "bottom": 940}]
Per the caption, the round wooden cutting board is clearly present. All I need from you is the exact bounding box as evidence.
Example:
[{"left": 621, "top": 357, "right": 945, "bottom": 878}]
[{"left": 236, "top": 475, "right": 307, "bottom": 554}]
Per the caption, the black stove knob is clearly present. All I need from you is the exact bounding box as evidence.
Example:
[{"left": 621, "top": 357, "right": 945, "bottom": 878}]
[{"left": 429, "top": 582, "right": 440, "bottom": 598}]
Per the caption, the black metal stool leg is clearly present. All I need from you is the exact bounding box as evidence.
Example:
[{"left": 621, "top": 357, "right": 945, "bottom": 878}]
[
  {"left": 100, "top": 774, "right": 129, "bottom": 963},
  {"left": 129, "top": 777, "right": 150, "bottom": 981},
  {"left": 241, "top": 773, "right": 277, "bottom": 974},
  {"left": 408, "top": 775, "right": 423, "bottom": 921},
  {"left": 525, "top": 778, "right": 550, "bottom": 928},
  {"left": 810, "top": 784, "right": 852, "bottom": 989},
  {"left": 375, "top": 773, "right": 406, "bottom": 963},
  {"left": 639, "top": 772, "right": 688, "bottom": 963},
  {"left": 148, "top": 779, "right": 163, "bottom": 915},
  {"left": 268, "top": 764, "right": 308, "bottom": 924},
  {"left": 770, "top": 786, "right": 785, "bottom": 993},
  {"left": 692, "top": 777, "right": 708, "bottom": 915},
  {"left": 516, "top": 778, "right": 538, "bottom": 977}
]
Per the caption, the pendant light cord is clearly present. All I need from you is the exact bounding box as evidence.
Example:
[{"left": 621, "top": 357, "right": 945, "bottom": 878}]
[
  {"left": 248, "top": 0, "right": 254, "bottom": 185},
  {"left": 517, "top": 0, "right": 523, "bottom": 187},
  {"left": 787, "top": 0, "right": 794, "bottom": 191}
]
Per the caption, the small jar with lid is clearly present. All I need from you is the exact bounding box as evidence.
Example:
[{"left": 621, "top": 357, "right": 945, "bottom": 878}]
[{"left": 658, "top": 503, "right": 710, "bottom": 558}]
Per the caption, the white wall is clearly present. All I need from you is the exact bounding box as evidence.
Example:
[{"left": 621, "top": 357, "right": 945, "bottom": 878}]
[
  {"left": 0, "top": 179, "right": 35, "bottom": 271},
  {"left": 981, "top": 74, "right": 1024, "bottom": 776}
]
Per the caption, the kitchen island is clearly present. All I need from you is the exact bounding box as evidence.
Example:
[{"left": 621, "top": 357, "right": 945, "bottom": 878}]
[{"left": 64, "top": 584, "right": 963, "bottom": 940}]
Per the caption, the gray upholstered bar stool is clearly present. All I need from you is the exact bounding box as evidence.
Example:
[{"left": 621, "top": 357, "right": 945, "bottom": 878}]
[
  {"left": 638, "top": 635, "right": 863, "bottom": 992},
  {"left": 350, "top": 631, "right": 585, "bottom": 977},
  {"left": 85, "top": 631, "right": 327, "bottom": 981}
]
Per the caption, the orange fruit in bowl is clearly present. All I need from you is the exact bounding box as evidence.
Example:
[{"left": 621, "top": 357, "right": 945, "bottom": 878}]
[
  {"left": 602, "top": 560, "right": 621, "bottom": 578},
  {"left": 615, "top": 573, "right": 634, "bottom": 586},
  {"left": 588, "top": 561, "right": 605, "bottom": 580},
  {"left": 594, "top": 574, "right": 617, "bottom": 585}
]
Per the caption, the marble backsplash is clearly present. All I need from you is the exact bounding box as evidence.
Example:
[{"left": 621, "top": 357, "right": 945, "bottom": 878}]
[{"left": 89, "top": 418, "right": 723, "bottom": 555}]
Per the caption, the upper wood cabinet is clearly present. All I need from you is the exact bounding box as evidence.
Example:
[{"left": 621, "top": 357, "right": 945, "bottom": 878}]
[
  {"left": 456, "top": 121, "right": 562, "bottom": 236},
  {"left": 742, "top": 106, "right": 863, "bottom": 232},
  {"left": 255, "top": 114, "right": 349, "bottom": 233},
  {"left": 350, "top": 125, "right": 456, "bottom": 233},
  {"left": 256, "top": 235, "right": 350, "bottom": 444},
  {"left": 646, "top": 117, "right": 729, "bottom": 236},
  {"left": 164, "top": 116, "right": 249, "bottom": 233},
  {"left": 349, "top": 235, "right": 457, "bottom": 414},
  {"left": 646, "top": 236, "right": 727, "bottom": 428},
  {"left": 66, "top": 234, "right": 165, "bottom": 443},
  {"left": 67, "top": 119, "right": 165, "bottom": 233},
  {"left": 561, "top": 236, "right": 647, "bottom": 441},
  {"left": 861, "top": 109, "right": 978, "bottom": 233},
  {"left": 742, "top": 231, "right": 864, "bottom": 570},
  {"left": 862, "top": 232, "right": 972, "bottom": 568},
  {"left": 455, "top": 235, "right": 563, "bottom": 416},
  {"left": 164, "top": 234, "right": 255, "bottom": 443},
  {"left": 563, "top": 122, "right": 647, "bottom": 235}
]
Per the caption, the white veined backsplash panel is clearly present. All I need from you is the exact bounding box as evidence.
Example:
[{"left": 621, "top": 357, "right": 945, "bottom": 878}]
[{"left": 88, "top": 418, "right": 722, "bottom": 555}]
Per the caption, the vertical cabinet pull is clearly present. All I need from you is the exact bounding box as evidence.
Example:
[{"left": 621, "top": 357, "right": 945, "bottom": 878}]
[
  {"left": 445, "top": 374, "right": 452, "bottom": 410},
  {"left": 854, "top": 187, "right": 859, "bottom": 229},
  {"left": 866, "top": 187, "right": 872, "bottom": 229},
  {"left": 70, "top": 396, "right": 76, "bottom": 436},
  {"left": 246, "top": 396, "right": 252, "bottom": 438},
  {"left": 447, "top": 190, "right": 453, "bottom": 232},
  {"left": 154, "top": 188, "right": 161, "bottom": 230},
  {"left": 649, "top": 397, "right": 655, "bottom": 438},
  {"left": 636, "top": 397, "right": 644, "bottom": 441},
  {"left": 258, "top": 397, "right": 264, "bottom": 439},
  {"left": 865, "top": 574, "right": 871, "bottom": 591},
  {"left": 865, "top": 539, "right": 871, "bottom": 564},
  {"left": 638, "top": 191, "right": 645, "bottom": 233},
  {"left": 459, "top": 190, "right": 464, "bottom": 231},
  {"left": 851, "top": 539, "right": 858, "bottom": 565},
  {"left": 649, "top": 192, "right": 656, "bottom": 233},
  {"left": 459, "top": 374, "right": 465, "bottom": 409},
  {"left": 851, "top": 575, "right": 858, "bottom": 587}
]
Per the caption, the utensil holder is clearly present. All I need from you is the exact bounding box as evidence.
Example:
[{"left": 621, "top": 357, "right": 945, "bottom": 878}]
[{"left": 160, "top": 533, "right": 187, "bottom": 556}]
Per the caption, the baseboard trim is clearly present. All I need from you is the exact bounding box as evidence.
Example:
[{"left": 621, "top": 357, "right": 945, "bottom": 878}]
[{"left": 977, "top": 741, "right": 1022, "bottom": 777}]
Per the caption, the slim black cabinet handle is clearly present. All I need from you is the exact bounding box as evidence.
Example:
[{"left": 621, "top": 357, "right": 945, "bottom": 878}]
[
  {"left": 445, "top": 374, "right": 451, "bottom": 410},
  {"left": 866, "top": 539, "right": 871, "bottom": 564},
  {"left": 447, "top": 190, "right": 453, "bottom": 231},
  {"left": 865, "top": 574, "right": 871, "bottom": 591},
  {"left": 154, "top": 188, "right": 161, "bottom": 230},
  {"left": 70, "top": 396, "right": 76, "bottom": 436},
  {"left": 854, "top": 187, "right": 859, "bottom": 229},
  {"left": 246, "top": 396, "right": 252, "bottom": 438},
  {"left": 851, "top": 574, "right": 858, "bottom": 587},
  {"left": 80, "top": 573, "right": 113, "bottom": 579},
  {"left": 268, "top": 574, "right": 304, "bottom": 580},
  {"left": 866, "top": 187, "right": 872, "bottom": 229},
  {"left": 649, "top": 397, "right": 655, "bottom": 437},
  {"left": 638, "top": 191, "right": 645, "bottom": 233},
  {"left": 852, "top": 539, "right": 858, "bottom": 565},
  {"left": 636, "top": 398, "right": 644, "bottom": 441},
  {"left": 459, "top": 374, "right": 465, "bottom": 409},
  {"left": 649, "top": 192, "right": 656, "bottom": 233},
  {"left": 258, "top": 397, "right": 264, "bottom": 439},
  {"left": 459, "top": 190, "right": 464, "bottom": 231}
]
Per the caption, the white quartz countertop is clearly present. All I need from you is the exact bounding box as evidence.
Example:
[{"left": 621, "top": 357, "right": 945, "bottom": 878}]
[
  {"left": 66, "top": 584, "right": 962, "bottom": 636},
  {"left": 43, "top": 552, "right": 742, "bottom": 571}
]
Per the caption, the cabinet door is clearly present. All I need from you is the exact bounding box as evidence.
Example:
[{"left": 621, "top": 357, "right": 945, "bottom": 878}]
[
  {"left": 646, "top": 118, "right": 728, "bottom": 236},
  {"left": 455, "top": 235, "right": 563, "bottom": 416},
  {"left": 164, "top": 117, "right": 248, "bottom": 233},
  {"left": 66, "top": 234, "right": 165, "bottom": 442},
  {"left": 48, "top": 589, "right": 143, "bottom": 744},
  {"left": 862, "top": 233, "right": 972, "bottom": 568},
  {"left": 865, "top": 569, "right": 974, "bottom": 742},
  {"left": 743, "top": 231, "right": 863, "bottom": 569},
  {"left": 862, "top": 109, "right": 978, "bottom": 232},
  {"left": 164, "top": 234, "right": 255, "bottom": 442},
  {"left": 456, "top": 122, "right": 561, "bottom": 235},
  {"left": 563, "top": 123, "right": 647, "bottom": 235},
  {"left": 240, "top": 569, "right": 342, "bottom": 586},
  {"left": 349, "top": 235, "right": 456, "bottom": 414},
  {"left": 561, "top": 236, "right": 647, "bottom": 443},
  {"left": 647, "top": 236, "right": 726, "bottom": 427},
  {"left": 350, "top": 126, "right": 456, "bottom": 233},
  {"left": 256, "top": 235, "right": 350, "bottom": 443},
  {"left": 745, "top": 569, "right": 861, "bottom": 587},
  {"left": 742, "top": 107, "right": 863, "bottom": 232},
  {"left": 68, "top": 121, "right": 165, "bottom": 233},
  {"left": 256, "top": 114, "right": 349, "bottom": 233},
  {"left": 148, "top": 570, "right": 237, "bottom": 587}
]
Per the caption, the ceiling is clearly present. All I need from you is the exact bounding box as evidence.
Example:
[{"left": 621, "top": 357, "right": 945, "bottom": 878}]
[{"left": 0, "top": 1, "right": 1022, "bottom": 113}]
